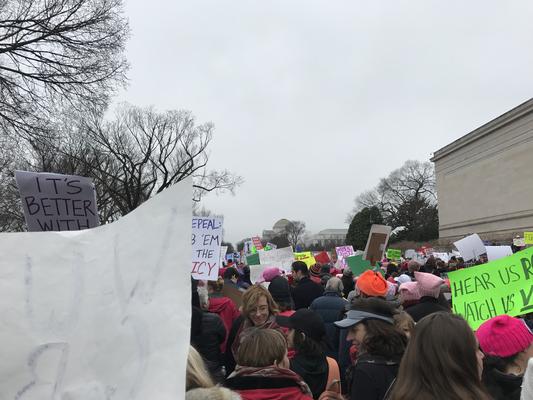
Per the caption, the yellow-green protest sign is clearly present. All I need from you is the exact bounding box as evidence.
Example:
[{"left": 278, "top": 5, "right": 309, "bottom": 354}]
[
  {"left": 525, "top": 232, "right": 533, "bottom": 244},
  {"left": 293, "top": 251, "right": 316, "bottom": 268},
  {"left": 386, "top": 249, "right": 401, "bottom": 260},
  {"left": 448, "top": 247, "right": 533, "bottom": 330}
]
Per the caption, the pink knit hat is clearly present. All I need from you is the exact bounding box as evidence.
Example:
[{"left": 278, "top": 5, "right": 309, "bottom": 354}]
[
  {"left": 258, "top": 266, "right": 282, "bottom": 283},
  {"left": 414, "top": 271, "right": 444, "bottom": 298},
  {"left": 476, "top": 315, "right": 533, "bottom": 357},
  {"left": 399, "top": 281, "right": 421, "bottom": 303}
]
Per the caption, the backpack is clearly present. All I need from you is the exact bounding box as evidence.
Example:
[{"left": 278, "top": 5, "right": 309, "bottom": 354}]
[{"left": 318, "top": 357, "right": 343, "bottom": 400}]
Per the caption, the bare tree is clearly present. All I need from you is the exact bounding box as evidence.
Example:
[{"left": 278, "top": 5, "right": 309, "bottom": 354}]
[
  {"left": 347, "top": 160, "right": 436, "bottom": 223},
  {"left": 283, "top": 220, "right": 306, "bottom": 248},
  {"left": 0, "top": 0, "right": 129, "bottom": 138}
]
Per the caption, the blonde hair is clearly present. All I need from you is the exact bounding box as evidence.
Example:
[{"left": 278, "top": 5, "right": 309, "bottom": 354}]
[
  {"left": 393, "top": 311, "right": 415, "bottom": 338},
  {"left": 186, "top": 346, "right": 214, "bottom": 391},
  {"left": 242, "top": 284, "right": 278, "bottom": 321},
  {"left": 186, "top": 387, "right": 241, "bottom": 400},
  {"left": 237, "top": 328, "right": 287, "bottom": 367}
]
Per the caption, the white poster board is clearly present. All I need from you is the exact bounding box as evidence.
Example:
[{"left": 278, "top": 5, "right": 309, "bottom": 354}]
[
  {"left": 486, "top": 245, "right": 513, "bottom": 262},
  {"left": 404, "top": 249, "right": 416, "bottom": 259},
  {"left": 191, "top": 217, "right": 223, "bottom": 281},
  {"left": 453, "top": 233, "right": 486, "bottom": 261},
  {"left": 258, "top": 246, "right": 295, "bottom": 273},
  {"left": 0, "top": 178, "right": 192, "bottom": 400},
  {"left": 363, "top": 224, "right": 392, "bottom": 265},
  {"left": 220, "top": 245, "right": 228, "bottom": 267},
  {"left": 432, "top": 252, "right": 450, "bottom": 263},
  {"left": 15, "top": 170, "right": 100, "bottom": 231}
]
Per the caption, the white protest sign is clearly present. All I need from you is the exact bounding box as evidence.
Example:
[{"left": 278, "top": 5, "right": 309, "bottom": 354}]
[
  {"left": 15, "top": 170, "right": 99, "bottom": 231},
  {"left": 249, "top": 264, "right": 276, "bottom": 284},
  {"left": 335, "top": 245, "right": 355, "bottom": 268},
  {"left": 0, "top": 177, "right": 192, "bottom": 400},
  {"left": 405, "top": 249, "right": 416, "bottom": 259},
  {"left": 220, "top": 245, "right": 228, "bottom": 267},
  {"left": 453, "top": 233, "right": 486, "bottom": 261},
  {"left": 258, "top": 246, "right": 295, "bottom": 273},
  {"left": 266, "top": 242, "right": 277, "bottom": 249},
  {"left": 486, "top": 245, "right": 513, "bottom": 262},
  {"left": 432, "top": 252, "right": 450, "bottom": 263},
  {"left": 513, "top": 237, "right": 526, "bottom": 247},
  {"left": 191, "top": 217, "right": 223, "bottom": 281}
]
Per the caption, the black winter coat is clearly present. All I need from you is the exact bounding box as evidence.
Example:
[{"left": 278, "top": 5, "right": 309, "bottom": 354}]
[
  {"left": 310, "top": 291, "right": 347, "bottom": 358},
  {"left": 404, "top": 296, "right": 449, "bottom": 322},
  {"left": 482, "top": 367, "right": 522, "bottom": 400},
  {"left": 349, "top": 353, "right": 400, "bottom": 400},
  {"left": 291, "top": 277, "right": 324, "bottom": 310},
  {"left": 191, "top": 308, "right": 226, "bottom": 381}
]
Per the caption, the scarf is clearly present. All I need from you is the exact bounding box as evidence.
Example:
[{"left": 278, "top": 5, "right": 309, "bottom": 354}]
[
  {"left": 231, "top": 314, "right": 280, "bottom": 359},
  {"left": 228, "top": 365, "right": 312, "bottom": 396}
]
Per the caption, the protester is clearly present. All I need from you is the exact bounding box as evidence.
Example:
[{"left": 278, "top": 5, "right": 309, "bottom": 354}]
[
  {"left": 225, "top": 284, "right": 283, "bottom": 376},
  {"left": 240, "top": 265, "right": 252, "bottom": 289},
  {"left": 186, "top": 345, "right": 215, "bottom": 391},
  {"left": 224, "top": 267, "right": 243, "bottom": 291},
  {"left": 291, "top": 261, "right": 325, "bottom": 309},
  {"left": 225, "top": 328, "right": 313, "bottom": 400},
  {"left": 208, "top": 278, "right": 241, "bottom": 353},
  {"left": 393, "top": 311, "right": 415, "bottom": 339},
  {"left": 476, "top": 315, "right": 533, "bottom": 400},
  {"left": 186, "top": 387, "right": 241, "bottom": 400},
  {"left": 191, "top": 286, "right": 226, "bottom": 381},
  {"left": 404, "top": 271, "right": 448, "bottom": 322},
  {"left": 268, "top": 274, "right": 295, "bottom": 317},
  {"left": 355, "top": 270, "right": 388, "bottom": 298},
  {"left": 277, "top": 309, "right": 340, "bottom": 399},
  {"left": 341, "top": 268, "right": 355, "bottom": 299},
  {"left": 398, "top": 281, "right": 421, "bottom": 310},
  {"left": 406, "top": 260, "right": 420, "bottom": 279},
  {"left": 335, "top": 297, "right": 406, "bottom": 400},
  {"left": 310, "top": 277, "right": 348, "bottom": 359},
  {"left": 390, "top": 313, "right": 490, "bottom": 400}
]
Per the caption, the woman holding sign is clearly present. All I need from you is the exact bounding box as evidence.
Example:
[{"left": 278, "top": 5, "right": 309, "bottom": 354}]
[{"left": 225, "top": 285, "right": 284, "bottom": 376}]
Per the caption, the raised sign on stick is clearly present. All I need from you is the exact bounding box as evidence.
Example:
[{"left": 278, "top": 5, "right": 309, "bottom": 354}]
[
  {"left": 191, "top": 217, "right": 223, "bottom": 281},
  {"left": 15, "top": 170, "right": 99, "bottom": 232}
]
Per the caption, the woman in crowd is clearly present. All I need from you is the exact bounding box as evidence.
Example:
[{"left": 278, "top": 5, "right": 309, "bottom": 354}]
[
  {"left": 277, "top": 309, "right": 341, "bottom": 399},
  {"left": 393, "top": 311, "right": 415, "bottom": 340},
  {"left": 390, "top": 312, "right": 490, "bottom": 400},
  {"left": 335, "top": 297, "right": 406, "bottom": 400},
  {"left": 404, "top": 271, "right": 448, "bottom": 322},
  {"left": 476, "top": 314, "right": 533, "bottom": 400},
  {"left": 208, "top": 277, "right": 241, "bottom": 353},
  {"left": 225, "top": 284, "right": 283, "bottom": 376},
  {"left": 225, "top": 328, "right": 313, "bottom": 400}
]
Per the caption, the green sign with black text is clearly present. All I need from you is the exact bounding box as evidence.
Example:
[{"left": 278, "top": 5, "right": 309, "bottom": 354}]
[{"left": 448, "top": 247, "right": 533, "bottom": 330}]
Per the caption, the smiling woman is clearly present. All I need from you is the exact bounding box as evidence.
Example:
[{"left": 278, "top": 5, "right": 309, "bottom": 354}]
[{"left": 224, "top": 285, "right": 284, "bottom": 376}]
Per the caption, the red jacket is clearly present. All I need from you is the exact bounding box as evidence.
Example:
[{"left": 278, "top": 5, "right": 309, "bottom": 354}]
[
  {"left": 236, "top": 386, "right": 313, "bottom": 400},
  {"left": 208, "top": 296, "right": 240, "bottom": 353}
]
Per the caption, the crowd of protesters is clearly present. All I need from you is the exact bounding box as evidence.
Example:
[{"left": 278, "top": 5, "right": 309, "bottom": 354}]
[{"left": 188, "top": 254, "right": 533, "bottom": 400}]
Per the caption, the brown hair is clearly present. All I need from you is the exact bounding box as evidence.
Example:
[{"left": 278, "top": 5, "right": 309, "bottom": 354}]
[
  {"left": 242, "top": 284, "right": 279, "bottom": 321},
  {"left": 393, "top": 311, "right": 415, "bottom": 338},
  {"left": 207, "top": 277, "right": 224, "bottom": 293},
  {"left": 237, "top": 328, "right": 287, "bottom": 367},
  {"left": 390, "top": 313, "right": 490, "bottom": 400},
  {"left": 186, "top": 346, "right": 214, "bottom": 391},
  {"left": 351, "top": 298, "right": 406, "bottom": 358}
]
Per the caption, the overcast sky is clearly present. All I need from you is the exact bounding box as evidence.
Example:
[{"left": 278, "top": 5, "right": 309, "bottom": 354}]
[{"left": 115, "top": 0, "right": 533, "bottom": 244}]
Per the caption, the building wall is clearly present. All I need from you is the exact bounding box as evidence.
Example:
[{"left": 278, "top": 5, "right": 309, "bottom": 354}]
[{"left": 433, "top": 99, "right": 533, "bottom": 243}]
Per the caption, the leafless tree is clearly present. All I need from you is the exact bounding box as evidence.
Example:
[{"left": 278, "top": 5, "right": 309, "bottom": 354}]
[
  {"left": 283, "top": 220, "right": 306, "bottom": 248},
  {"left": 347, "top": 160, "right": 436, "bottom": 223},
  {"left": 0, "top": 0, "right": 129, "bottom": 138}
]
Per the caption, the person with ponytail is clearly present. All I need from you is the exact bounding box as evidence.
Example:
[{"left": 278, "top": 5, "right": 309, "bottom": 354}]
[{"left": 208, "top": 277, "right": 241, "bottom": 353}]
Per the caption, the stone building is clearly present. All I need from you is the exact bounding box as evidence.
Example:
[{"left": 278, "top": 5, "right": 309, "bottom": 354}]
[{"left": 431, "top": 98, "right": 533, "bottom": 244}]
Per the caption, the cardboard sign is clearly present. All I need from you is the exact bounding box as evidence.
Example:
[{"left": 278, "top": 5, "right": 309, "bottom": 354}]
[
  {"left": 404, "top": 249, "right": 416, "bottom": 259},
  {"left": 449, "top": 247, "right": 533, "bottom": 330},
  {"left": 335, "top": 246, "right": 355, "bottom": 268},
  {"left": 293, "top": 252, "right": 316, "bottom": 268},
  {"left": 0, "top": 177, "right": 192, "bottom": 399},
  {"left": 386, "top": 249, "right": 402, "bottom": 260},
  {"left": 258, "top": 247, "right": 295, "bottom": 273},
  {"left": 346, "top": 254, "right": 373, "bottom": 276},
  {"left": 525, "top": 232, "right": 533, "bottom": 245},
  {"left": 363, "top": 225, "right": 392, "bottom": 266},
  {"left": 191, "top": 217, "right": 223, "bottom": 281},
  {"left": 315, "top": 251, "right": 331, "bottom": 264},
  {"left": 15, "top": 170, "right": 99, "bottom": 232},
  {"left": 432, "top": 252, "right": 450, "bottom": 263},
  {"left": 252, "top": 236, "right": 263, "bottom": 250},
  {"left": 453, "top": 233, "right": 486, "bottom": 262},
  {"left": 486, "top": 246, "right": 513, "bottom": 262}
]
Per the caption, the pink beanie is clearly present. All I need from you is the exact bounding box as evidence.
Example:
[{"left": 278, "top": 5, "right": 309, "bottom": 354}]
[
  {"left": 399, "top": 281, "right": 421, "bottom": 303},
  {"left": 476, "top": 315, "right": 533, "bottom": 357},
  {"left": 414, "top": 271, "right": 444, "bottom": 298},
  {"left": 258, "top": 266, "right": 282, "bottom": 283}
]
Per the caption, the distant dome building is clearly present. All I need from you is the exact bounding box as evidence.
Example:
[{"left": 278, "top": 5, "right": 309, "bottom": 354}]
[{"left": 262, "top": 218, "right": 291, "bottom": 240}]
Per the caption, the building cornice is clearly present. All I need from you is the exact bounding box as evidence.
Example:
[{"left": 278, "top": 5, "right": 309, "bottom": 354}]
[{"left": 431, "top": 97, "right": 533, "bottom": 162}]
